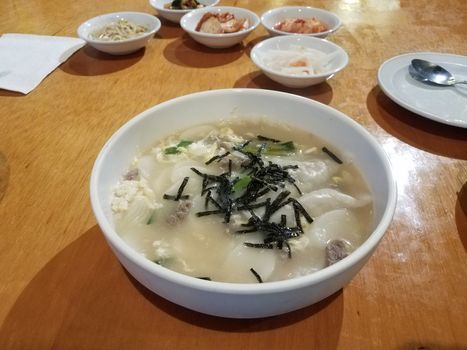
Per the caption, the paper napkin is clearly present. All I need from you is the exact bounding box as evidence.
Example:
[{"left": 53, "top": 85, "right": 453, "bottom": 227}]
[{"left": 0, "top": 33, "right": 85, "bottom": 94}]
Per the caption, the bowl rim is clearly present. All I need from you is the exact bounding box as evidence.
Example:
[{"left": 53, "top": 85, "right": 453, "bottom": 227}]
[
  {"left": 260, "top": 6, "right": 342, "bottom": 37},
  {"left": 90, "top": 88, "right": 397, "bottom": 294},
  {"left": 77, "top": 11, "right": 161, "bottom": 45},
  {"left": 180, "top": 6, "right": 260, "bottom": 38},
  {"left": 250, "top": 35, "right": 349, "bottom": 80},
  {"left": 149, "top": 0, "right": 220, "bottom": 14}
]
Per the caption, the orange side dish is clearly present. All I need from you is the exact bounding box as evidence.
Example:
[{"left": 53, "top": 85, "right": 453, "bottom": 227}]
[{"left": 273, "top": 17, "right": 327, "bottom": 34}]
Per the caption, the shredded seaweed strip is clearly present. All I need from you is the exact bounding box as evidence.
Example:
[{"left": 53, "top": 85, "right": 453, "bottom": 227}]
[
  {"left": 196, "top": 209, "right": 224, "bottom": 217},
  {"left": 280, "top": 214, "right": 287, "bottom": 226},
  {"left": 263, "top": 190, "right": 291, "bottom": 221},
  {"left": 236, "top": 200, "right": 269, "bottom": 211},
  {"left": 191, "top": 167, "right": 236, "bottom": 223},
  {"left": 244, "top": 242, "right": 274, "bottom": 249},
  {"left": 250, "top": 268, "right": 263, "bottom": 283},
  {"left": 238, "top": 212, "right": 301, "bottom": 258},
  {"left": 204, "top": 190, "right": 211, "bottom": 209},
  {"left": 205, "top": 151, "right": 230, "bottom": 165},
  {"left": 197, "top": 277, "right": 212, "bottom": 281},
  {"left": 163, "top": 177, "right": 190, "bottom": 201},
  {"left": 188, "top": 137, "right": 315, "bottom": 259},
  {"left": 257, "top": 135, "right": 280, "bottom": 143},
  {"left": 322, "top": 146, "right": 343, "bottom": 164},
  {"left": 292, "top": 202, "right": 303, "bottom": 232},
  {"left": 290, "top": 199, "right": 313, "bottom": 223},
  {"left": 163, "top": 194, "right": 189, "bottom": 200}
]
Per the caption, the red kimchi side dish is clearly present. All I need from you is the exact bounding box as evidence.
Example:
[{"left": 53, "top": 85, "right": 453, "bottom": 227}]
[{"left": 274, "top": 17, "right": 328, "bottom": 34}]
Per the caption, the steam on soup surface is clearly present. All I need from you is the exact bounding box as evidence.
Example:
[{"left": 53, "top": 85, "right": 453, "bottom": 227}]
[{"left": 111, "top": 118, "right": 373, "bottom": 283}]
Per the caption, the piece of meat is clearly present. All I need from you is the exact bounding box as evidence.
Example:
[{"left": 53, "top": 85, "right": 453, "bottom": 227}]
[
  {"left": 325, "top": 239, "right": 350, "bottom": 266},
  {"left": 166, "top": 200, "right": 192, "bottom": 225},
  {"left": 123, "top": 168, "right": 139, "bottom": 181}
]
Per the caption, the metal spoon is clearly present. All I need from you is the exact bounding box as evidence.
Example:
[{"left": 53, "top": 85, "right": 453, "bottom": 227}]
[{"left": 409, "top": 59, "right": 467, "bottom": 86}]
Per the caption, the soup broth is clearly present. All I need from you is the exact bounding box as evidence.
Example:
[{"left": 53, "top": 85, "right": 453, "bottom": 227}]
[{"left": 111, "top": 118, "right": 373, "bottom": 283}]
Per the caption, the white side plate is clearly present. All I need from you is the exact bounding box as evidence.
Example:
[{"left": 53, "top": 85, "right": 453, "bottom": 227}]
[{"left": 378, "top": 52, "right": 467, "bottom": 128}]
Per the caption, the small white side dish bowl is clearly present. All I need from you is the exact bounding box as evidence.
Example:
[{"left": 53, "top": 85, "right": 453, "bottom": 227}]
[
  {"left": 77, "top": 12, "right": 161, "bottom": 55},
  {"left": 149, "top": 0, "right": 220, "bottom": 24},
  {"left": 180, "top": 6, "right": 260, "bottom": 48},
  {"left": 261, "top": 6, "right": 341, "bottom": 38},
  {"left": 90, "top": 88, "right": 397, "bottom": 319},
  {"left": 251, "top": 35, "right": 349, "bottom": 88}
]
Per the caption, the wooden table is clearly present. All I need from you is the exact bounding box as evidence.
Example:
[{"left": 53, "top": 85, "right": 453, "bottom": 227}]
[{"left": 1, "top": 0, "right": 466, "bottom": 348}]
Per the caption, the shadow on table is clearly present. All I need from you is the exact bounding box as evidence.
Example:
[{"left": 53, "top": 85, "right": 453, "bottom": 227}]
[
  {"left": 234, "top": 71, "right": 334, "bottom": 105},
  {"left": 163, "top": 34, "right": 244, "bottom": 68},
  {"left": 60, "top": 46, "right": 144, "bottom": 76},
  {"left": 398, "top": 342, "right": 467, "bottom": 350},
  {"left": 129, "top": 269, "right": 342, "bottom": 332},
  {"left": 243, "top": 35, "right": 270, "bottom": 56},
  {"left": 156, "top": 18, "right": 184, "bottom": 39},
  {"left": 0, "top": 225, "right": 344, "bottom": 350},
  {"left": 0, "top": 151, "right": 9, "bottom": 203},
  {"left": 456, "top": 182, "right": 467, "bottom": 253},
  {"left": 366, "top": 86, "right": 467, "bottom": 160},
  {"left": 0, "top": 90, "right": 24, "bottom": 97}
]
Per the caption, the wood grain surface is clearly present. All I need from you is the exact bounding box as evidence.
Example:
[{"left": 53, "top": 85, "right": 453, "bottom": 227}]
[{"left": 0, "top": 0, "right": 466, "bottom": 349}]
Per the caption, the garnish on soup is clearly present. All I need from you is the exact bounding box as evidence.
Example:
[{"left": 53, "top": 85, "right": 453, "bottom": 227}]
[{"left": 111, "top": 119, "right": 373, "bottom": 283}]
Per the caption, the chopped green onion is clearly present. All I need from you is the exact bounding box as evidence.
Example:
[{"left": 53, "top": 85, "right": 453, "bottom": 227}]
[
  {"left": 233, "top": 175, "right": 252, "bottom": 192},
  {"left": 177, "top": 140, "right": 193, "bottom": 148},
  {"left": 146, "top": 211, "right": 155, "bottom": 225},
  {"left": 164, "top": 140, "right": 193, "bottom": 155},
  {"left": 265, "top": 141, "right": 296, "bottom": 155},
  {"left": 242, "top": 141, "right": 296, "bottom": 156},
  {"left": 241, "top": 144, "right": 260, "bottom": 154},
  {"left": 164, "top": 146, "right": 180, "bottom": 155}
]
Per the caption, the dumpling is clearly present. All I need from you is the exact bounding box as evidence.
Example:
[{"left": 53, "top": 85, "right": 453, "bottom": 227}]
[
  {"left": 137, "top": 155, "right": 157, "bottom": 180},
  {"left": 220, "top": 240, "right": 276, "bottom": 283},
  {"left": 268, "top": 158, "right": 340, "bottom": 192},
  {"left": 116, "top": 196, "right": 154, "bottom": 231},
  {"left": 299, "top": 188, "right": 371, "bottom": 217},
  {"left": 305, "top": 208, "right": 362, "bottom": 249}
]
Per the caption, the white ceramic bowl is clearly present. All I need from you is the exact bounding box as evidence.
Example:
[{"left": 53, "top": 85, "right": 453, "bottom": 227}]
[
  {"left": 90, "top": 89, "right": 397, "bottom": 319},
  {"left": 149, "top": 0, "right": 220, "bottom": 24},
  {"left": 261, "top": 6, "right": 341, "bottom": 38},
  {"left": 180, "top": 6, "right": 260, "bottom": 48},
  {"left": 77, "top": 12, "right": 161, "bottom": 55},
  {"left": 251, "top": 35, "right": 349, "bottom": 88}
]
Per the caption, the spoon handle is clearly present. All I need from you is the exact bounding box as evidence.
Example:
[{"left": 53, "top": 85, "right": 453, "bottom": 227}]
[{"left": 455, "top": 80, "right": 467, "bottom": 85}]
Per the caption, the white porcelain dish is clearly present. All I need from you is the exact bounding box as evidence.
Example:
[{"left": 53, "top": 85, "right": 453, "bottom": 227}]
[
  {"left": 180, "top": 6, "right": 260, "bottom": 48},
  {"left": 251, "top": 35, "right": 348, "bottom": 88},
  {"left": 149, "top": 0, "right": 220, "bottom": 24},
  {"left": 77, "top": 12, "right": 161, "bottom": 55},
  {"left": 261, "top": 6, "right": 341, "bottom": 38},
  {"left": 90, "top": 88, "right": 396, "bottom": 318},
  {"left": 378, "top": 52, "right": 467, "bottom": 128}
]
